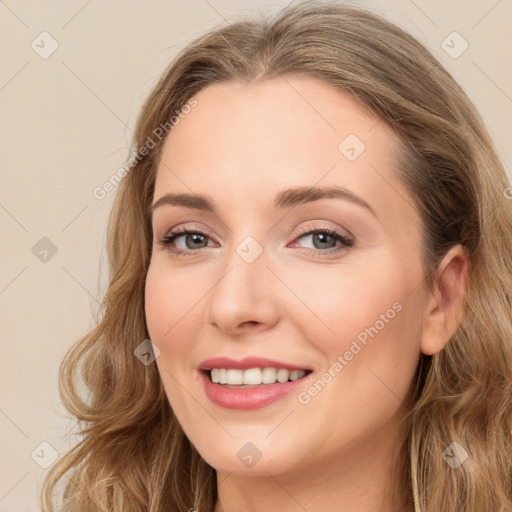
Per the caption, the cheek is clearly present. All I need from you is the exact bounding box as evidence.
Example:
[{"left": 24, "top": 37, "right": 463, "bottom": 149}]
[
  {"left": 293, "top": 269, "right": 422, "bottom": 440},
  {"left": 144, "top": 263, "right": 202, "bottom": 343},
  {"left": 329, "top": 280, "right": 422, "bottom": 407},
  {"left": 144, "top": 264, "right": 201, "bottom": 419},
  {"left": 299, "top": 260, "right": 423, "bottom": 395},
  {"left": 293, "top": 263, "right": 405, "bottom": 346},
  {"left": 144, "top": 264, "right": 202, "bottom": 408}
]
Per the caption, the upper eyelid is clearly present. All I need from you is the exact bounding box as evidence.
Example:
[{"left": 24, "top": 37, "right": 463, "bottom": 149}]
[{"left": 163, "top": 220, "right": 350, "bottom": 235}]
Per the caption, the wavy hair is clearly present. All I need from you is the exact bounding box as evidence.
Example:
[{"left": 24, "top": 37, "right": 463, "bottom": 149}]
[{"left": 41, "top": 1, "right": 512, "bottom": 510}]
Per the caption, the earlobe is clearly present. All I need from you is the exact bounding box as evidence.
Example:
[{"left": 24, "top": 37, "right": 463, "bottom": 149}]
[{"left": 420, "top": 244, "right": 470, "bottom": 356}]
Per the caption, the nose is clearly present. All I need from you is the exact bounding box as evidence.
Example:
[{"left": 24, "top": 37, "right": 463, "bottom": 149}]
[{"left": 206, "top": 243, "right": 281, "bottom": 336}]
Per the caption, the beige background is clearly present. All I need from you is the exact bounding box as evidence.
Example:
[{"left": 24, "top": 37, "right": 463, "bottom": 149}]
[{"left": 1, "top": 0, "right": 510, "bottom": 509}]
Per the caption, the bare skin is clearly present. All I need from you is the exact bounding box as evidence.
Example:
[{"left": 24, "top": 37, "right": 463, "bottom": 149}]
[{"left": 145, "top": 76, "right": 468, "bottom": 512}]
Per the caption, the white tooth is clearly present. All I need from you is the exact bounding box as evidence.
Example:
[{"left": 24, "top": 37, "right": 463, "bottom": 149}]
[
  {"left": 276, "top": 369, "right": 290, "bottom": 383},
  {"left": 262, "top": 367, "right": 277, "bottom": 384},
  {"left": 242, "top": 368, "right": 262, "bottom": 385},
  {"left": 226, "top": 369, "right": 243, "bottom": 385},
  {"left": 213, "top": 367, "right": 306, "bottom": 385},
  {"left": 289, "top": 370, "right": 305, "bottom": 381}
]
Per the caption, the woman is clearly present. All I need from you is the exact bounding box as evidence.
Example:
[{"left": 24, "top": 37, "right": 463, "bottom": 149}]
[{"left": 41, "top": 1, "right": 512, "bottom": 511}]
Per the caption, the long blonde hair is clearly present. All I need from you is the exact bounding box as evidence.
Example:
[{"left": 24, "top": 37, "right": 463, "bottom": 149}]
[{"left": 41, "top": 1, "right": 512, "bottom": 510}]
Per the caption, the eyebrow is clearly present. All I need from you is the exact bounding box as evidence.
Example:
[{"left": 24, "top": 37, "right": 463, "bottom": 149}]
[{"left": 150, "top": 185, "right": 377, "bottom": 218}]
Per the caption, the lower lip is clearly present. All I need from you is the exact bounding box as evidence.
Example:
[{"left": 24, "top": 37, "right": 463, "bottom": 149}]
[{"left": 199, "top": 370, "right": 313, "bottom": 410}]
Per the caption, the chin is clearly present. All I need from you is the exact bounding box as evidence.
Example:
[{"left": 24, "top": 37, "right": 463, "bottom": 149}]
[{"left": 192, "top": 438, "right": 298, "bottom": 476}]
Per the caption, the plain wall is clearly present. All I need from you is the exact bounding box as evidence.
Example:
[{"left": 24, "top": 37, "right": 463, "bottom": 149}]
[{"left": 1, "top": 0, "right": 510, "bottom": 509}]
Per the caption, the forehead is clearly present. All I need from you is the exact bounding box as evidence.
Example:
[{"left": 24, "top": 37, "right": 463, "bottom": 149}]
[
  {"left": 160, "top": 76, "right": 386, "bottom": 161},
  {"left": 153, "top": 76, "right": 415, "bottom": 230}
]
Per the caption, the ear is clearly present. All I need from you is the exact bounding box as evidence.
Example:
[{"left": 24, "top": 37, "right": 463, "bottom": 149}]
[{"left": 420, "top": 244, "right": 469, "bottom": 356}]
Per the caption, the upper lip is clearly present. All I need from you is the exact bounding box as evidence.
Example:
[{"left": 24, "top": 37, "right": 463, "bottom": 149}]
[{"left": 199, "top": 356, "right": 312, "bottom": 372}]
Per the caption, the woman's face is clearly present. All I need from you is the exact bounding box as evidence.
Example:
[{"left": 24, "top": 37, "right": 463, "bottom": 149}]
[{"left": 145, "top": 77, "right": 429, "bottom": 477}]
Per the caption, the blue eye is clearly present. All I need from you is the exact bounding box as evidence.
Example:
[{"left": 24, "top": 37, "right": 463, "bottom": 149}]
[
  {"left": 158, "top": 225, "right": 353, "bottom": 257},
  {"left": 159, "top": 227, "right": 212, "bottom": 256},
  {"left": 292, "top": 227, "right": 353, "bottom": 253}
]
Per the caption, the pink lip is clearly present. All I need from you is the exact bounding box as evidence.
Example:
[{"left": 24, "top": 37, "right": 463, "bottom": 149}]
[
  {"left": 198, "top": 356, "right": 311, "bottom": 372},
  {"left": 199, "top": 370, "right": 314, "bottom": 410},
  {"left": 198, "top": 356, "right": 314, "bottom": 410}
]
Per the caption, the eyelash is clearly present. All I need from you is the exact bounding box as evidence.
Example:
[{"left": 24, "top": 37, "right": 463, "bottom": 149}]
[{"left": 157, "top": 224, "right": 353, "bottom": 257}]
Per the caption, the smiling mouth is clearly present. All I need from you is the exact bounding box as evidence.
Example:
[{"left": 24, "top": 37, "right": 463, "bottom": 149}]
[{"left": 201, "top": 368, "right": 313, "bottom": 387}]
